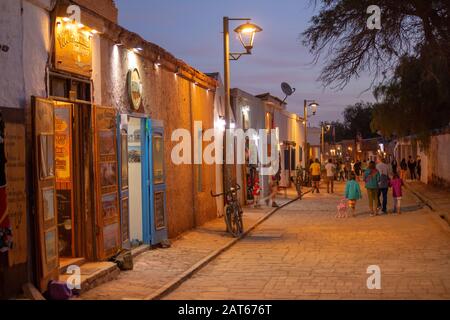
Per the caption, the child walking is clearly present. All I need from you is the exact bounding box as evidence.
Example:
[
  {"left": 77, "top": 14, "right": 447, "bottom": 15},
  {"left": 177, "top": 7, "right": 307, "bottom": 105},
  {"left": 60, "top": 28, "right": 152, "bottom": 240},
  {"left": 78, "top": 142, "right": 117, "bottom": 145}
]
[
  {"left": 389, "top": 173, "right": 404, "bottom": 214},
  {"left": 344, "top": 173, "right": 362, "bottom": 217}
]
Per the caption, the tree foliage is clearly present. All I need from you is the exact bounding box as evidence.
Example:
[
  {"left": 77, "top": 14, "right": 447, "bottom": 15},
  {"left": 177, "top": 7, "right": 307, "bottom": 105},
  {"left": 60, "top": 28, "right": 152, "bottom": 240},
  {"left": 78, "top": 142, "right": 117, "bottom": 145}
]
[
  {"left": 303, "top": 1, "right": 450, "bottom": 142},
  {"left": 323, "top": 102, "right": 378, "bottom": 143},
  {"left": 302, "top": 0, "right": 450, "bottom": 89},
  {"left": 371, "top": 53, "right": 450, "bottom": 143}
]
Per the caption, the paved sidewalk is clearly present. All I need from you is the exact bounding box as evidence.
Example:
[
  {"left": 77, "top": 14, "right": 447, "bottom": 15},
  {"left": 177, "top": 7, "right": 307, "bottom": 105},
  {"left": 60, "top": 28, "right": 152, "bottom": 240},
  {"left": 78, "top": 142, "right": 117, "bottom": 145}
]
[
  {"left": 165, "top": 181, "right": 450, "bottom": 300},
  {"left": 405, "top": 181, "right": 450, "bottom": 222},
  {"left": 79, "top": 189, "right": 298, "bottom": 300}
]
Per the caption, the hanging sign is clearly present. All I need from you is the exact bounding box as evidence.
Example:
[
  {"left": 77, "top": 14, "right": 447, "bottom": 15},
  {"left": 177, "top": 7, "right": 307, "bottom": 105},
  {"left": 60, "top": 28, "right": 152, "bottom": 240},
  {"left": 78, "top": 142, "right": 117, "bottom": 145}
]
[
  {"left": 54, "top": 16, "right": 93, "bottom": 77},
  {"left": 127, "top": 68, "right": 143, "bottom": 111}
]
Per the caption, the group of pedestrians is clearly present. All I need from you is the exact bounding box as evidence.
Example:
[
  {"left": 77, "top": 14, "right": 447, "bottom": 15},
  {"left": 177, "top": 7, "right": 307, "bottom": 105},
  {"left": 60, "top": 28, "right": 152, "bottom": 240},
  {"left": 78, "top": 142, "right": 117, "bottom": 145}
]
[
  {"left": 345, "top": 157, "right": 404, "bottom": 217},
  {"left": 398, "top": 156, "right": 421, "bottom": 181},
  {"left": 309, "top": 156, "right": 406, "bottom": 217}
]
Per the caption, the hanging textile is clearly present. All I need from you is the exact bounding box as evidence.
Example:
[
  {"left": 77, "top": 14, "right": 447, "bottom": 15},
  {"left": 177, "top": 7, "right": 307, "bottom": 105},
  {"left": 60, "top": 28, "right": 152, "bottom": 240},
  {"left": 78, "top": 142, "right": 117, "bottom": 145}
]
[{"left": 0, "top": 111, "right": 12, "bottom": 253}]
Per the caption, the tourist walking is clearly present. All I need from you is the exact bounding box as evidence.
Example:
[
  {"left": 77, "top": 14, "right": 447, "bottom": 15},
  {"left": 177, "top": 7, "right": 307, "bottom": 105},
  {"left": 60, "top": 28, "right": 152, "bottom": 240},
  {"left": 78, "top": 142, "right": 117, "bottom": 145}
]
[
  {"left": 408, "top": 156, "right": 416, "bottom": 180},
  {"left": 354, "top": 160, "right": 362, "bottom": 181},
  {"left": 376, "top": 157, "right": 391, "bottom": 214},
  {"left": 416, "top": 156, "right": 422, "bottom": 180},
  {"left": 345, "top": 172, "right": 362, "bottom": 217},
  {"left": 389, "top": 173, "right": 404, "bottom": 215},
  {"left": 338, "top": 161, "right": 346, "bottom": 181},
  {"left": 325, "top": 159, "right": 336, "bottom": 193},
  {"left": 400, "top": 158, "right": 408, "bottom": 180},
  {"left": 391, "top": 158, "right": 398, "bottom": 175},
  {"left": 364, "top": 161, "right": 380, "bottom": 217},
  {"left": 310, "top": 158, "right": 321, "bottom": 193}
]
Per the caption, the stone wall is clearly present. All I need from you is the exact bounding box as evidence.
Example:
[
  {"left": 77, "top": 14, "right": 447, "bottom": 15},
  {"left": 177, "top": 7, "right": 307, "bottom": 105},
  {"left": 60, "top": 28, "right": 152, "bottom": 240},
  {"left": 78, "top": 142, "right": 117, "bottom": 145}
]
[
  {"left": 98, "top": 37, "right": 217, "bottom": 238},
  {"left": 429, "top": 132, "right": 450, "bottom": 188},
  {"left": 72, "top": 0, "right": 118, "bottom": 23}
]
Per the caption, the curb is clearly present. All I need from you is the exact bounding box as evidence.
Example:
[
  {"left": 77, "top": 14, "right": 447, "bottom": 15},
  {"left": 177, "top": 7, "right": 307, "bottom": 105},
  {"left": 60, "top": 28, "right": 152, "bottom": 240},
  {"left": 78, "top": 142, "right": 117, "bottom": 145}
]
[
  {"left": 143, "top": 195, "right": 300, "bottom": 300},
  {"left": 404, "top": 183, "right": 450, "bottom": 230}
]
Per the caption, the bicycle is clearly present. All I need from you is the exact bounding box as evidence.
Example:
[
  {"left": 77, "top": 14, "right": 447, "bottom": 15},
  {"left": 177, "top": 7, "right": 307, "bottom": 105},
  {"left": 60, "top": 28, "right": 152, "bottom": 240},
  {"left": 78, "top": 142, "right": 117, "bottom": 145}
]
[{"left": 211, "top": 184, "right": 244, "bottom": 237}]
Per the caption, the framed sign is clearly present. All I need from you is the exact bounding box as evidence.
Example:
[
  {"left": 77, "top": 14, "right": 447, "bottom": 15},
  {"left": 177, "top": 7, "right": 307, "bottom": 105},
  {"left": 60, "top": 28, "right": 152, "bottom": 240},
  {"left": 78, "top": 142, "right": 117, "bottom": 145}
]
[
  {"left": 39, "top": 134, "right": 55, "bottom": 180},
  {"left": 152, "top": 134, "right": 164, "bottom": 184},
  {"left": 54, "top": 17, "right": 92, "bottom": 77},
  {"left": 127, "top": 68, "right": 142, "bottom": 111}
]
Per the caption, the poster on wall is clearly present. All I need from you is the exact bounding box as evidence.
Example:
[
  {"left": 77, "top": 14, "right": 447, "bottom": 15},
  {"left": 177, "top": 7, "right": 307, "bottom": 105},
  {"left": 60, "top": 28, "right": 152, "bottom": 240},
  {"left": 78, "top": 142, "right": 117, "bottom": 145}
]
[
  {"left": 3, "top": 122, "right": 27, "bottom": 266},
  {"left": 42, "top": 188, "right": 55, "bottom": 223},
  {"left": 153, "top": 134, "right": 164, "bottom": 184},
  {"left": 44, "top": 229, "right": 57, "bottom": 265},
  {"left": 100, "top": 162, "right": 117, "bottom": 188},
  {"left": 101, "top": 193, "right": 118, "bottom": 218},
  {"left": 99, "top": 130, "right": 115, "bottom": 156},
  {"left": 54, "top": 107, "right": 71, "bottom": 181},
  {"left": 39, "top": 134, "right": 55, "bottom": 179}
]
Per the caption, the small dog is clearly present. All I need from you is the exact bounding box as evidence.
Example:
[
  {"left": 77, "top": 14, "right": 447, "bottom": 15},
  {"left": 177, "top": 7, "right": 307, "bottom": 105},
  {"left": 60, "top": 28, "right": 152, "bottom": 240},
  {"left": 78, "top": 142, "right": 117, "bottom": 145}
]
[{"left": 336, "top": 199, "right": 348, "bottom": 218}]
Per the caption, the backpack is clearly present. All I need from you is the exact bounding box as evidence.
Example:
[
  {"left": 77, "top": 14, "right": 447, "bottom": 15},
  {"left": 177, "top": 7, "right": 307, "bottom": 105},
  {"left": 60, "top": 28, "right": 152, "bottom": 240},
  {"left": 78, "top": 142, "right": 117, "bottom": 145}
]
[
  {"left": 46, "top": 280, "right": 73, "bottom": 300},
  {"left": 378, "top": 174, "right": 389, "bottom": 189}
]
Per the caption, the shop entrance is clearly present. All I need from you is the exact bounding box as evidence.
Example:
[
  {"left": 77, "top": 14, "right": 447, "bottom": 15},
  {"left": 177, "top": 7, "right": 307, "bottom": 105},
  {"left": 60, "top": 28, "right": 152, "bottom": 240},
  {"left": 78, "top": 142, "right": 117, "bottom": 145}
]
[
  {"left": 127, "top": 116, "right": 145, "bottom": 247},
  {"left": 118, "top": 116, "right": 168, "bottom": 247},
  {"left": 32, "top": 97, "right": 92, "bottom": 290}
]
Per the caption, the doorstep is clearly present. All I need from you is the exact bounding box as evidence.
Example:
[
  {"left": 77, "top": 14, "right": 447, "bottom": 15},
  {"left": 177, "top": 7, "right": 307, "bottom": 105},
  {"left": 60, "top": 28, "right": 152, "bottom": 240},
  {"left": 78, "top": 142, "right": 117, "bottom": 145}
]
[
  {"left": 59, "top": 261, "right": 120, "bottom": 295},
  {"left": 59, "top": 257, "right": 86, "bottom": 274},
  {"left": 131, "top": 244, "right": 150, "bottom": 258}
]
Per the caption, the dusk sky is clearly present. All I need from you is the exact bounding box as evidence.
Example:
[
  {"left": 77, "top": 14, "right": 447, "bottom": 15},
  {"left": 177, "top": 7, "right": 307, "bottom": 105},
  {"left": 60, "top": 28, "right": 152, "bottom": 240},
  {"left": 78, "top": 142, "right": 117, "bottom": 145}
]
[{"left": 115, "top": 0, "right": 376, "bottom": 126}]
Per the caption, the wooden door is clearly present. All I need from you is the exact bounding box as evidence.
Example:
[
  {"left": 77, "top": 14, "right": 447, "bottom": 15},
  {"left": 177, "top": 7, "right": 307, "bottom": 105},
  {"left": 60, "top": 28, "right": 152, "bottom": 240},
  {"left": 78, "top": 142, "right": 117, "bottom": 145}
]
[
  {"left": 93, "top": 106, "right": 121, "bottom": 260},
  {"left": 32, "top": 97, "right": 59, "bottom": 291},
  {"left": 117, "top": 115, "right": 130, "bottom": 249},
  {"left": 150, "top": 121, "right": 168, "bottom": 244}
]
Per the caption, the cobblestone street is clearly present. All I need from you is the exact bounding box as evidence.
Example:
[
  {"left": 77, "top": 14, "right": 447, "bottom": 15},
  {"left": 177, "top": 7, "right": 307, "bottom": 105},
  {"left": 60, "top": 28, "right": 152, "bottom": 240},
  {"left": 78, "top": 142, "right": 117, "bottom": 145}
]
[{"left": 165, "top": 181, "right": 450, "bottom": 300}]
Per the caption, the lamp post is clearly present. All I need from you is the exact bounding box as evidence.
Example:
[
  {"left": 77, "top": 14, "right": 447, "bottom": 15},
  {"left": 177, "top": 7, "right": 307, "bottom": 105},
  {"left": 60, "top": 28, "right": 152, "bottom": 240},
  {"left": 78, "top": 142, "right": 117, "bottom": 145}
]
[
  {"left": 320, "top": 123, "right": 331, "bottom": 164},
  {"left": 303, "top": 100, "right": 319, "bottom": 169},
  {"left": 223, "top": 17, "right": 262, "bottom": 191}
]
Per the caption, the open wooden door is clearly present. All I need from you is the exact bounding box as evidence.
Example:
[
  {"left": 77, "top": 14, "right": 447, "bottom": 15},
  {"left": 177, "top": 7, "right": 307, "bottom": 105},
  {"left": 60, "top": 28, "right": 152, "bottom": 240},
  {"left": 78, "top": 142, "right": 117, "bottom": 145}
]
[
  {"left": 93, "top": 106, "right": 121, "bottom": 260},
  {"left": 117, "top": 114, "right": 130, "bottom": 249},
  {"left": 149, "top": 120, "right": 168, "bottom": 244},
  {"left": 32, "top": 97, "right": 59, "bottom": 291}
]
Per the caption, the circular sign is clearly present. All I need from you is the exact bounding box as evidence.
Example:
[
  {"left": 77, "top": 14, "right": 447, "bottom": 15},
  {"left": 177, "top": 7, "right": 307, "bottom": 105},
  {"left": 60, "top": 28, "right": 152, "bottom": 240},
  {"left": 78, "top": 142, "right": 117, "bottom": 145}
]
[{"left": 127, "top": 68, "right": 142, "bottom": 111}]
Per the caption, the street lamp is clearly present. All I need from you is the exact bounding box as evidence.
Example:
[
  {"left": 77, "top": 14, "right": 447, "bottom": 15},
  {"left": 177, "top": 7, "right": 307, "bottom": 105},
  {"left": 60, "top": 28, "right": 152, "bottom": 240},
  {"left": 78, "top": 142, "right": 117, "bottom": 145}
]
[
  {"left": 303, "top": 100, "right": 319, "bottom": 168},
  {"left": 234, "top": 22, "right": 263, "bottom": 54},
  {"left": 223, "top": 17, "right": 262, "bottom": 192}
]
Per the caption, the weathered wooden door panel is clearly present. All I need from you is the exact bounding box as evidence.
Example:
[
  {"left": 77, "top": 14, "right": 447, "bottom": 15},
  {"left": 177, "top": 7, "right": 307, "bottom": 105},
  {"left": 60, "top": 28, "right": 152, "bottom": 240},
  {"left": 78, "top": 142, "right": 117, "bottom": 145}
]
[
  {"left": 32, "top": 97, "right": 59, "bottom": 292},
  {"left": 150, "top": 121, "right": 168, "bottom": 244},
  {"left": 93, "top": 106, "right": 121, "bottom": 260}
]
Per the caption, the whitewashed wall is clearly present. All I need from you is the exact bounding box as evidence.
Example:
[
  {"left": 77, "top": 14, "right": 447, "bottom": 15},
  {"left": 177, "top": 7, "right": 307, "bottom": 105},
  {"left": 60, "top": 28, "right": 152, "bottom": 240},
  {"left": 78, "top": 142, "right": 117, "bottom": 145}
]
[
  {"left": 23, "top": 0, "right": 51, "bottom": 105},
  {"left": 0, "top": 0, "right": 50, "bottom": 108},
  {"left": 0, "top": 0, "right": 24, "bottom": 108}
]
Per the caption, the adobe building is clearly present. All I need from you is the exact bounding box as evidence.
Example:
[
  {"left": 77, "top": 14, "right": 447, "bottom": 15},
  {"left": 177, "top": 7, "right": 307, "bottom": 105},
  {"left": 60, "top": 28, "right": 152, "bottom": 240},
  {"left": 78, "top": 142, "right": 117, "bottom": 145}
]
[{"left": 0, "top": 0, "right": 217, "bottom": 297}]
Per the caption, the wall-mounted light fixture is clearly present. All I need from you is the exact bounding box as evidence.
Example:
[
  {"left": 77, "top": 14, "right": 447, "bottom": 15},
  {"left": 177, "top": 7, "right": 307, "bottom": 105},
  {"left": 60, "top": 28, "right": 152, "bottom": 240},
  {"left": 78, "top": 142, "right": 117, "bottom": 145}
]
[{"left": 154, "top": 55, "right": 162, "bottom": 67}]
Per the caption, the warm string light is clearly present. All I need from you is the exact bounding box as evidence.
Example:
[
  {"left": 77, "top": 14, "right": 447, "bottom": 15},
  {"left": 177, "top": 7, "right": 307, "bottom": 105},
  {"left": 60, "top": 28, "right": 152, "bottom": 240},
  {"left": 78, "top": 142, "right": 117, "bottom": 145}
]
[{"left": 111, "top": 35, "right": 215, "bottom": 91}]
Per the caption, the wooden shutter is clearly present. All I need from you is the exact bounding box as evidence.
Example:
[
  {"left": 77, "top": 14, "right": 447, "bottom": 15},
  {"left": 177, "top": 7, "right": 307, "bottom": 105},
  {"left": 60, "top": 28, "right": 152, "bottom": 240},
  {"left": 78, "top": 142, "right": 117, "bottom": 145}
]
[
  {"left": 93, "top": 106, "right": 121, "bottom": 260},
  {"left": 32, "top": 97, "right": 59, "bottom": 291}
]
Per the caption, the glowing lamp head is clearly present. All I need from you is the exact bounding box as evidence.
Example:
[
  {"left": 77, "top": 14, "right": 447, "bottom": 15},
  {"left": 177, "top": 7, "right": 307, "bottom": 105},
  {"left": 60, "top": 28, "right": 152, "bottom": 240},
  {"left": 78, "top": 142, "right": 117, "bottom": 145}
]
[
  {"left": 308, "top": 102, "right": 319, "bottom": 115},
  {"left": 234, "top": 22, "right": 262, "bottom": 53}
]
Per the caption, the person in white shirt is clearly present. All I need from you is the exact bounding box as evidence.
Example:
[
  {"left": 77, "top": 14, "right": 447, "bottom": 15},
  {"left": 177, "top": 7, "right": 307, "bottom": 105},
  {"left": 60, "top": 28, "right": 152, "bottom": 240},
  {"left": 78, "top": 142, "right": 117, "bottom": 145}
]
[
  {"left": 376, "top": 157, "right": 391, "bottom": 214},
  {"left": 325, "top": 159, "right": 336, "bottom": 193}
]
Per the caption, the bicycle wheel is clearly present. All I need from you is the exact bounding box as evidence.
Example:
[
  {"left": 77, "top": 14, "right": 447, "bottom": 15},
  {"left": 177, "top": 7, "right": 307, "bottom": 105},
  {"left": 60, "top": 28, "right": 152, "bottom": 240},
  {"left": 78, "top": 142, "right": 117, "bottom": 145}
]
[
  {"left": 224, "top": 205, "right": 233, "bottom": 233},
  {"left": 230, "top": 207, "right": 243, "bottom": 237}
]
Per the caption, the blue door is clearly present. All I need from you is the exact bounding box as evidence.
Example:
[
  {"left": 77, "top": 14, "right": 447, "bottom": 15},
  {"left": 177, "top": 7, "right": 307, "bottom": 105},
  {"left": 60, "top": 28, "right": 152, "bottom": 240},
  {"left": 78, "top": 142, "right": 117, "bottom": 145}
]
[
  {"left": 149, "top": 120, "right": 168, "bottom": 244},
  {"left": 118, "top": 115, "right": 152, "bottom": 246}
]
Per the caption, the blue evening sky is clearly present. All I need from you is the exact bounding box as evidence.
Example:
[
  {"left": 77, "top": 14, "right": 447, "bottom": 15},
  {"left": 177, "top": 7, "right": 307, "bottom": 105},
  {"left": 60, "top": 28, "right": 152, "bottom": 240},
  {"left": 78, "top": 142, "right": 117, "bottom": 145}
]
[{"left": 115, "top": 0, "right": 376, "bottom": 126}]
